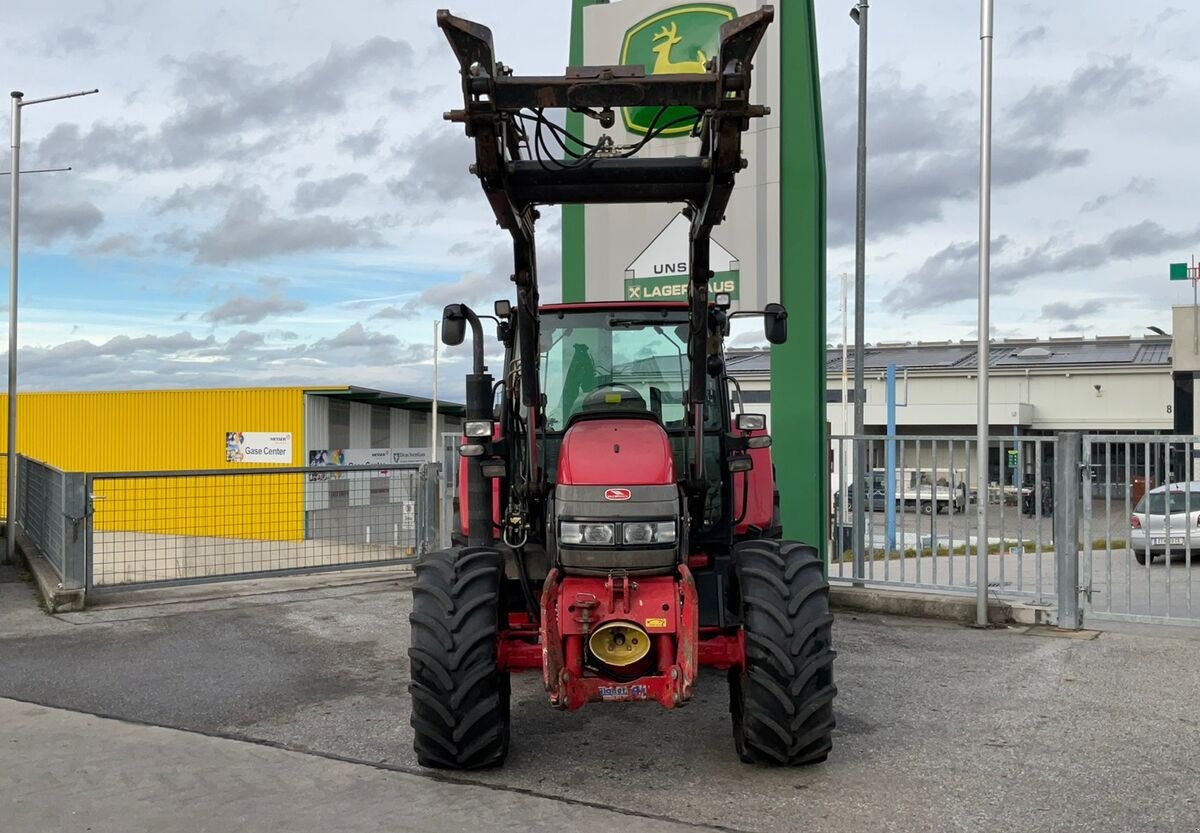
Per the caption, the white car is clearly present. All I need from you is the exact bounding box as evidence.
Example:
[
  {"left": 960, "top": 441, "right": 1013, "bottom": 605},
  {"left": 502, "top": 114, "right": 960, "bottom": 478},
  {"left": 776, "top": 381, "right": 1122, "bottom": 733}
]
[{"left": 1129, "top": 481, "right": 1200, "bottom": 565}]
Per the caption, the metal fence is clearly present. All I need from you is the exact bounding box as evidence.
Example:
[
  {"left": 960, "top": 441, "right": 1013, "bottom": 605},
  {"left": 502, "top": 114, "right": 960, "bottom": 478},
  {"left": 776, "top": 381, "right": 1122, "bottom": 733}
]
[
  {"left": 1081, "top": 434, "right": 1200, "bottom": 628},
  {"left": 830, "top": 434, "right": 1058, "bottom": 605},
  {"left": 85, "top": 463, "right": 439, "bottom": 593},
  {"left": 15, "top": 456, "right": 87, "bottom": 589}
]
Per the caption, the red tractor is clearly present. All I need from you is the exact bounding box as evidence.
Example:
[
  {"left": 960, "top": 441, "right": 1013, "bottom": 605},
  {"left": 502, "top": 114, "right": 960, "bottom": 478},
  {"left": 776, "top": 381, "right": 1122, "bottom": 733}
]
[{"left": 409, "top": 6, "right": 835, "bottom": 768}]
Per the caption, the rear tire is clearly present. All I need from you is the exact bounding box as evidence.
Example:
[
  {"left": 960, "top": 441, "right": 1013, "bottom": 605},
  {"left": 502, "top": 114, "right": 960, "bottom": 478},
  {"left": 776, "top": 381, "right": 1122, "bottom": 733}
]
[
  {"left": 1134, "top": 550, "right": 1151, "bottom": 566},
  {"left": 730, "top": 540, "right": 837, "bottom": 766},
  {"left": 409, "top": 547, "right": 510, "bottom": 769}
]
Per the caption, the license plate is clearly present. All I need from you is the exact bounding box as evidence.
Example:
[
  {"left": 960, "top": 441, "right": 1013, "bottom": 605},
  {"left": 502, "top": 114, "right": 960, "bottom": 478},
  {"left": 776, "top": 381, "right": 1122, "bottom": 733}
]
[{"left": 1150, "top": 537, "right": 1185, "bottom": 546}]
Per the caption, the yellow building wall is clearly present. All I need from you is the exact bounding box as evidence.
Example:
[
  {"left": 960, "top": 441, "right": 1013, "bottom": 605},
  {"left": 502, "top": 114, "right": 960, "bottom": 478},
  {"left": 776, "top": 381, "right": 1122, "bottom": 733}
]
[{"left": 0, "top": 387, "right": 316, "bottom": 541}]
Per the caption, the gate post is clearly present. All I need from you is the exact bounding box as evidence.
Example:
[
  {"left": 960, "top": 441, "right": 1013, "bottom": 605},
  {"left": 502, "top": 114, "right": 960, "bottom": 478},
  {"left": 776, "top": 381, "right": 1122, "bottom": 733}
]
[
  {"left": 62, "top": 472, "right": 88, "bottom": 591},
  {"left": 1054, "top": 432, "right": 1082, "bottom": 629},
  {"left": 418, "top": 463, "right": 441, "bottom": 556}
]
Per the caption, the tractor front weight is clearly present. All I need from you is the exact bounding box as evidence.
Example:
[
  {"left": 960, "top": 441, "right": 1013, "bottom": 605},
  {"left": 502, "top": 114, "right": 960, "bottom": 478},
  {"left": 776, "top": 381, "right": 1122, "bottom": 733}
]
[{"left": 495, "top": 566, "right": 713, "bottom": 710}]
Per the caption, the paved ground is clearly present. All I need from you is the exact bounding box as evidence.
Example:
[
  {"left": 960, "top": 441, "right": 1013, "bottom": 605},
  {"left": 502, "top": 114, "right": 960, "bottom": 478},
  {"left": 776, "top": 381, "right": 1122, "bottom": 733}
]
[{"left": 2, "top": 563, "right": 1199, "bottom": 832}]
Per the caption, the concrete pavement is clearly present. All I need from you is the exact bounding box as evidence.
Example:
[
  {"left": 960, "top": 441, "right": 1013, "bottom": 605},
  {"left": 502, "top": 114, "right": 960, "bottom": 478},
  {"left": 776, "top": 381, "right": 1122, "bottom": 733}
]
[
  {"left": 2, "top": 567, "right": 1199, "bottom": 832},
  {"left": 0, "top": 697, "right": 706, "bottom": 833}
]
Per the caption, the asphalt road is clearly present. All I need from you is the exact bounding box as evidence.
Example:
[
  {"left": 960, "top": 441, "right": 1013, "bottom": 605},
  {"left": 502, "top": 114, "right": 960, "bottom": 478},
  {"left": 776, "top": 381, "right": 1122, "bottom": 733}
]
[{"left": 2, "top": 565, "right": 1199, "bottom": 832}]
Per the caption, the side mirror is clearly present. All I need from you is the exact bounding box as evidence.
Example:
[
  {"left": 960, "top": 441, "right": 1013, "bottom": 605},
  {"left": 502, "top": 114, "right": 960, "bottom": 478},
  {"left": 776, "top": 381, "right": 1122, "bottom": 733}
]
[
  {"left": 736, "top": 413, "right": 766, "bottom": 431},
  {"left": 763, "top": 302, "right": 788, "bottom": 345},
  {"left": 441, "top": 304, "right": 466, "bottom": 346}
]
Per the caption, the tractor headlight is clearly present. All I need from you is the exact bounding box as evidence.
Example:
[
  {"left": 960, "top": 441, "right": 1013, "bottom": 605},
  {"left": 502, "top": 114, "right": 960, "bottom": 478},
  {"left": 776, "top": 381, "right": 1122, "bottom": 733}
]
[
  {"left": 463, "top": 419, "right": 493, "bottom": 438},
  {"left": 622, "top": 521, "right": 677, "bottom": 545},
  {"left": 560, "top": 522, "right": 615, "bottom": 546}
]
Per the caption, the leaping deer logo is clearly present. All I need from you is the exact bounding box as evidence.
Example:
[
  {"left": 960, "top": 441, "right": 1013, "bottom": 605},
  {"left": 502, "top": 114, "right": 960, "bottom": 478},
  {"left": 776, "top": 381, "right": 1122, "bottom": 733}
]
[{"left": 651, "top": 21, "right": 708, "bottom": 74}]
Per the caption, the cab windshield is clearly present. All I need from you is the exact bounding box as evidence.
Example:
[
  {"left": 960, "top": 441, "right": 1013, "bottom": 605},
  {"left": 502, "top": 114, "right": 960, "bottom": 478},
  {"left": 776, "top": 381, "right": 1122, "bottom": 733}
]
[{"left": 538, "top": 309, "right": 722, "bottom": 434}]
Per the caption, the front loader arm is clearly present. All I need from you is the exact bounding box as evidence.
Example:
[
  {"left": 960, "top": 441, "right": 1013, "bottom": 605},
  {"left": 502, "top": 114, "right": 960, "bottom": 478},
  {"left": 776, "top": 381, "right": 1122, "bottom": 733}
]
[{"left": 437, "top": 6, "right": 774, "bottom": 494}]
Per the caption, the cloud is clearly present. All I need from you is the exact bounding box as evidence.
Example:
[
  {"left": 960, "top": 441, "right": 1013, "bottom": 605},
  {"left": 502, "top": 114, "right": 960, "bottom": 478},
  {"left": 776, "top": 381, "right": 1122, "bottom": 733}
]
[
  {"left": 203, "top": 281, "right": 308, "bottom": 324},
  {"left": 293, "top": 173, "right": 368, "bottom": 213},
  {"left": 338, "top": 119, "right": 387, "bottom": 158},
  {"left": 1011, "top": 26, "right": 1047, "bottom": 51},
  {"left": 372, "top": 301, "right": 421, "bottom": 320},
  {"left": 885, "top": 220, "right": 1200, "bottom": 311},
  {"left": 164, "top": 187, "right": 382, "bottom": 264},
  {"left": 0, "top": 177, "right": 104, "bottom": 245},
  {"left": 387, "top": 124, "right": 477, "bottom": 203},
  {"left": 19, "top": 332, "right": 218, "bottom": 378},
  {"left": 44, "top": 25, "right": 97, "bottom": 56},
  {"left": 32, "top": 36, "right": 414, "bottom": 172},
  {"left": 1041, "top": 299, "right": 1106, "bottom": 321},
  {"left": 1007, "top": 56, "right": 1164, "bottom": 141},
  {"left": 88, "top": 233, "right": 152, "bottom": 256},
  {"left": 1081, "top": 177, "right": 1155, "bottom": 213},
  {"left": 155, "top": 181, "right": 245, "bottom": 214},
  {"left": 821, "top": 64, "right": 1087, "bottom": 248},
  {"left": 304, "top": 322, "right": 431, "bottom": 367},
  {"left": 227, "top": 330, "right": 265, "bottom": 349},
  {"left": 5, "top": 319, "right": 448, "bottom": 396},
  {"left": 23, "top": 201, "right": 104, "bottom": 243}
]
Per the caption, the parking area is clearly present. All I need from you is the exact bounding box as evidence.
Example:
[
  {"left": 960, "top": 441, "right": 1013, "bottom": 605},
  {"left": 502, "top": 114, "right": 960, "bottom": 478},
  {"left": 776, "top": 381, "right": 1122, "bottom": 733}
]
[{"left": 2, "top": 566, "right": 1198, "bottom": 833}]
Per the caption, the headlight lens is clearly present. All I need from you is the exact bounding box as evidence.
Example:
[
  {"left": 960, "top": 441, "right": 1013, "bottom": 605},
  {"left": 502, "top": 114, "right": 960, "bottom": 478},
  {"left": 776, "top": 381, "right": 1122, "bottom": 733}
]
[
  {"left": 622, "top": 521, "right": 677, "bottom": 545},
  {"left": 464, "top": 419, "right": 493, "bottom": 438},
  {"left": 560, "top": 522, "right": 615, "bottom": 546}
]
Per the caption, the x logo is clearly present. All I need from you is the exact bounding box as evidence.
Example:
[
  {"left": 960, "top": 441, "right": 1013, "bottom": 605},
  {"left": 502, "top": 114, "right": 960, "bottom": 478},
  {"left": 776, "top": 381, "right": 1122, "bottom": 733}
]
[{"left": 627, "top": 284, "right": 642, "bottom": 299}]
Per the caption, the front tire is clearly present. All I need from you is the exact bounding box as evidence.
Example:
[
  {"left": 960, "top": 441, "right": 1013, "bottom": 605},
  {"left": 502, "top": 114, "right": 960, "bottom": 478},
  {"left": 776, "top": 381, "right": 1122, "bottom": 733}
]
[
  {"left": 730, "top": 540, "right": 837, "bottom": 765},
  {"left": 409, "top": 547, "right": 510, "bottom": 769}
]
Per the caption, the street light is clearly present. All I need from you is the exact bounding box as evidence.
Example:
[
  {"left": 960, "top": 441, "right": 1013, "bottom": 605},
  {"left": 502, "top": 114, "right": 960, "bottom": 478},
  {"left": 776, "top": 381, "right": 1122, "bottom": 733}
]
[
  {"left": 975, "top": 3, "right": 994, "bottom": 625},
  {"left": 6, "top": 88, "right": 98, "bottom": 564},
  {"left": 849, "top": 2, "right": 868, "bottom": 583}
]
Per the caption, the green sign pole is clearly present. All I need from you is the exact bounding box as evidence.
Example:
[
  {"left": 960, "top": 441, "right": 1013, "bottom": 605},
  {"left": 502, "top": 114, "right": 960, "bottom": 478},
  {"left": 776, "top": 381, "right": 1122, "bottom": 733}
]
[
  {"left": 775, "top": 0, "right": 828, "bottom": 562},
  {"left": 562, "top": 0, "right": 609, "bottom": 303},
  {"left": 1171, "top": 258, "right": 1198, "bottom": 355}
]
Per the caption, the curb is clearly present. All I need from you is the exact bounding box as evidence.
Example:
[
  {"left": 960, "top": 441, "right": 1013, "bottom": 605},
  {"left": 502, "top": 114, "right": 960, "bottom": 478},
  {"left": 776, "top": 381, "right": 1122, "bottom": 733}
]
[
  {"left": 829, "top": 584, "right": 1055, "bottom": 626},
  {"left": 11, "top": 528, "right": 85, "bottom": 613}
]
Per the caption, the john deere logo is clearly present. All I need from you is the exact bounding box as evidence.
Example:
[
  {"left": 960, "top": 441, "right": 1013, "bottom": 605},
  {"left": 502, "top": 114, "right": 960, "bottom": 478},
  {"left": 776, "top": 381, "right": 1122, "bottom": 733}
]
[{"left": 620, "top": 4, "right": 736, "bottom": 137}]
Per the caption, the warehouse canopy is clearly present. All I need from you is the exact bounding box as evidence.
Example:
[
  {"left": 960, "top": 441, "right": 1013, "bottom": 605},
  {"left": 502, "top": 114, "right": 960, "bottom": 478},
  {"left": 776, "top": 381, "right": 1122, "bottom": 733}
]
[{"left": 305, "top": 386, "right": 465, "bottom": 418}]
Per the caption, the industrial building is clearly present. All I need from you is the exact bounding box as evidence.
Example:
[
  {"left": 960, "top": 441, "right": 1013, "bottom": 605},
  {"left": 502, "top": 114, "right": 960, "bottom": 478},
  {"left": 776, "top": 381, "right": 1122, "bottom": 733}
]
[
  {"left": 0, "top": 386, "right": 463, "bottom": 540},
  {"left": 727, "top": 314, "right": 1192, "bottom": 490}
]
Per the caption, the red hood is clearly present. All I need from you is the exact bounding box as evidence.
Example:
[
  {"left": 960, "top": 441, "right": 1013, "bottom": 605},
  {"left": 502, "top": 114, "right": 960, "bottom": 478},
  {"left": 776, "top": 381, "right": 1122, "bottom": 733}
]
[{"left": 556, "top": 418, "right": 675, "bottom": 486}]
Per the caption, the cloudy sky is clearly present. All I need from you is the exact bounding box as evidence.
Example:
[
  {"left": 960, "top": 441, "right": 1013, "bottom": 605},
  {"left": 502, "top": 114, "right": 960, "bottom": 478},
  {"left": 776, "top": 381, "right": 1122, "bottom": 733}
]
[{"left": 2, "top": 0, "right": 1197, "bottom": 400}]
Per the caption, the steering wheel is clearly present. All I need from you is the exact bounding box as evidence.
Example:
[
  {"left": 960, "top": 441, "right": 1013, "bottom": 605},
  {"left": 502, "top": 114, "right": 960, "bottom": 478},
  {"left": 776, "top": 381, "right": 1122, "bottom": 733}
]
[
  {"left": 594, "top": 382, "right": 640, "bottom": 398},
  {"left": 579, "top": 382, "right": 647, "bottom": 412}
]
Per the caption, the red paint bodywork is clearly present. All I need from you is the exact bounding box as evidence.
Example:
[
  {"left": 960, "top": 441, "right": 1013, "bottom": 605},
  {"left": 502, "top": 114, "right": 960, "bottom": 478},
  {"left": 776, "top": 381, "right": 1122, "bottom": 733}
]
[
  {"left": 517, "top": 566, "right": 701, "bottom": 709},
  {"left": 458, "top": 425, "right": 504, "bottom": 538},
  {"left": 733, "top": 427, "right": 775, "bottom": 535},
  {"left": 497, "top": 567, "right": 741, "bottom": 709},
  {"left": 556, "top": 418, "right": 675, "bottom": 486}
]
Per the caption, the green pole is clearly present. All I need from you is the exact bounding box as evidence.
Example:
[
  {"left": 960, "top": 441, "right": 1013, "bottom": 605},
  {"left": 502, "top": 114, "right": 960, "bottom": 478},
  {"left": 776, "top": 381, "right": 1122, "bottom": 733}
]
[
  {"left": 774, "top": 0, "right": 828, "bottom": 563},
  {"left": 561, "top": 0, "right": 607, "bottom": 303}
]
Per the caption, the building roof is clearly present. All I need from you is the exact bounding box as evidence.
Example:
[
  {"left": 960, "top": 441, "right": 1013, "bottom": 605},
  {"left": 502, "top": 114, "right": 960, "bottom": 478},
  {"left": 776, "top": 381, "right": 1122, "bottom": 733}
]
[
  {"left": 305, "top": 386, "right": 465, "bottom": 417},
  {"left": 726, "top": 335, "right": 1174, "bottom": 377}
]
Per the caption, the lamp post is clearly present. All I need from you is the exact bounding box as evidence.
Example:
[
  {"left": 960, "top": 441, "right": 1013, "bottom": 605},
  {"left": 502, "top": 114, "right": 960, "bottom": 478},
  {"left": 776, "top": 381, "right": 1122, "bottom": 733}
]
[
  {"left": 5, "top": 88, "right": 98, "bottom": 564},
  {"left": 975, "top": 3, "right": 993, "bottom": 625},
  {"left": 849, "top": 2, "right": 868, "bottom": 582}
]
